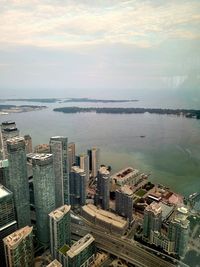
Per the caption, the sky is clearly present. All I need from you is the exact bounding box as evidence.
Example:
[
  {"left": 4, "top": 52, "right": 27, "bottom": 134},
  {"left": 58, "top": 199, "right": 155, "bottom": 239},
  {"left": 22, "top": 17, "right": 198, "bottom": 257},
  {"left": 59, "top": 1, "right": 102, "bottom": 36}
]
[{"left": 0, "top": 0, "right": 200, "bottom": 101}]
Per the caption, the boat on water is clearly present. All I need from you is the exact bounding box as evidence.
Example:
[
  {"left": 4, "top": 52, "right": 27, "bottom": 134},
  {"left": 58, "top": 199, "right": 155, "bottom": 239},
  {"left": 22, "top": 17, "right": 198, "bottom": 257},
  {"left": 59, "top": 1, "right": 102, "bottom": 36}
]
[{"left": 140, "top": 135, "right": 146, "bottom": 138}]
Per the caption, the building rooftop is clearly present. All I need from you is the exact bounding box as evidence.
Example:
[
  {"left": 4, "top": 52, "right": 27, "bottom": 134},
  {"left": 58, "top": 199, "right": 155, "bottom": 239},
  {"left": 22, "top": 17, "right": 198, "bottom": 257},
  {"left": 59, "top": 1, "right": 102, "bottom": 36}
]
[
  {"left": 49, "top": 205, "right": 71, "bottom": 221},
  {"left": 34, "top": 143, "right": 50, "bottom": 153},
  {"left": 82, "top": 204, "right": 127, "bottom": 229},
  {"left": 71, "top": 166, "right": 85, "bottom": 174},
  {"left": 46, "top": 259, "right": 62, "bottom": 267},
  {"left": 99, "top": 166, "right": 110, "bottom": 176},
  {"left": 6, "top": 136, "right": 24, "bottom": 144},
  {"left": 30, "top": 153, "right": 52, "bottom": 160},
  {"left": 172, "top": 206, "right": 189, "bottom": 227},
  {"left": 0, "top": 184, "right": 11, "bottom": 198},
  {"left": 118, "top": 185, "right": 133, "bottom": 196},
  {"left": 1, "top": 121, "right": 15, "bottom": 126},
  {"left": 3, "top": 127, "right": 18, "bottom": 132},
  {"left": 67, "top": 234, "right": 94, "bottom": 258},
  {"left": 145, "top": 202, "right": 162, "bottom": 215},
  {"left": 111, "top": 167, "right": 139, "bottom": 183},
  {"left": 159, "top": 202, "right": 174, "bottom": 221},
  {"left": 3, "top": 226, "right": 33, "bottom": 249}
]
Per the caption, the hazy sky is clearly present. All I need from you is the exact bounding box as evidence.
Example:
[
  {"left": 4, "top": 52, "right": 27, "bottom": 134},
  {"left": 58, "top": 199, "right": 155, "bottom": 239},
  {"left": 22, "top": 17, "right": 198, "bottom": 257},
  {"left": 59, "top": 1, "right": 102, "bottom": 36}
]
[{"left": 0, "top": 0, "right": 200, "bottom": 99}]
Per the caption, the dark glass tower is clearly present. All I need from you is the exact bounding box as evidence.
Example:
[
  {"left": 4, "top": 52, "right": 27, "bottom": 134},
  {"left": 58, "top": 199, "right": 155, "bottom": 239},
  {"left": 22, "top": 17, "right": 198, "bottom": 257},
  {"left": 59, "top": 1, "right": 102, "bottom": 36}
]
[
  {"left": 32, "top": 153, "right": 56, "bottom": 246},
  {"left": 50, "top": 136, "right": 69, "bottom": 206},
  {"left": 7, "top": 137, "right": 31, "bottom": 228}
]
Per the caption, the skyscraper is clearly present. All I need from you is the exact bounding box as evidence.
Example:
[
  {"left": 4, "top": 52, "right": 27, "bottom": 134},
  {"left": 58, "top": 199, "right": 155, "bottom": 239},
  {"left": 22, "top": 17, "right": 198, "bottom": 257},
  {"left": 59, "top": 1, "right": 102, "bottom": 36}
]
[
  {"left": 68, "top": 142, "right": 75, "bottom": 170},
  {"left": 50, "top": 136, "right": 69, "bottom": 206},
  {"left": 7, "top": 137, "right": 31, "bottom": 228},
  {"left": 32, "top": 153, "right": 56, "bottom": 246},
  {"left": 87, "top": 148, "right": 100, "bottom": 178},
  {"left": 24, "top": 134, "right": 32, "bottom": 154},
  {"left": 76, "top": 154, "right": 90, "bottom": 185},
  {"left": 143, "top": 202, "right": 162, "bottom": 243},
  {"left": 115, "top": 185, "right": 133, "bottom": 221},
  {"left": 95, "top": 166, "right": 110, "bottom": 210},
  {"left": 1, "top": 121, "right": 19, "bottom": 159},
  {"left": 69, "top": 166, "right": 86, "bottom": 209},
  {"left": 0, "top": 159, "right": 9, "bottom": 186},
  {"left": 168, "top": 207, "right": 190, "bottom": 258},
  {"left": 49, "top": 205, "right": 71, "bottom": 259},
  {"left": 0, "top": 185, "right": 17, "bottom": 267},
  {"left": 3, "top": 226, "right": 34, "bottom": 267}
]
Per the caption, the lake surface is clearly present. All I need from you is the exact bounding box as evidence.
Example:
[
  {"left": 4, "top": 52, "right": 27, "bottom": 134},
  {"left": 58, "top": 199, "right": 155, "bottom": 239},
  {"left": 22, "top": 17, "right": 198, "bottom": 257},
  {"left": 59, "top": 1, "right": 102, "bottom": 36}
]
[{"left": 1, "top": 99, "right": 200, "bottom": 197}]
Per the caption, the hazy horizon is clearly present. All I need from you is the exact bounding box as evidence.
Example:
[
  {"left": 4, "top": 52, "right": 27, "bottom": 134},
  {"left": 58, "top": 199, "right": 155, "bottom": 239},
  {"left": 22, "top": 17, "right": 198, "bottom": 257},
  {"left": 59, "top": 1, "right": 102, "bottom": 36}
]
[{"left": 0, "top": 1, "right": 200, "bottom": 107}]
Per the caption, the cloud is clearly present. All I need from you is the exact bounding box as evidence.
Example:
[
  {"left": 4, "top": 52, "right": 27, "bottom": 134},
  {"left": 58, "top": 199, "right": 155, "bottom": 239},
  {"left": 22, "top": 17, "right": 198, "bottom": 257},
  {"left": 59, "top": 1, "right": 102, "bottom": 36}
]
[{"left": 0, "top": 0, "right": 200, "bottom": 48}]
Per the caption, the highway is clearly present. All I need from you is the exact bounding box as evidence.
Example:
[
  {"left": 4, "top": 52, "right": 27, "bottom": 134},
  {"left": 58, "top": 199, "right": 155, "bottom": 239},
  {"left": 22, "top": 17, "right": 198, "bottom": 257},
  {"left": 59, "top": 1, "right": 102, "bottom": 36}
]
[{"left": 71, "top": 221, "right": 176, "bottom": 267}]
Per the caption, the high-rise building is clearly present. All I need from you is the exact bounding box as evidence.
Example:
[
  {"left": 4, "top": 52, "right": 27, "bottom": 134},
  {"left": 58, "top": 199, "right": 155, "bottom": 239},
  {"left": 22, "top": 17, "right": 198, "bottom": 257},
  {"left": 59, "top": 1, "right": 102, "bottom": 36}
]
[
  {"left": 3, "top": 226, "right": 34, "bottom": 267},
  {"left": 68, "top": 142, "right": 75, "bottom": 170},
  {"left": 168, "top": 207, "right": 190, "bottom": 258},
  {"left": 0, "top": 159, "right": 9, "bottom": 186},
  {"left": 95, "top": 166, "right": 110, "bottom": 210},
  {"left": 0, "top": 185, "right": 17, "bottom": 267},
  {"left": 7, "top": 137, "right": 31, "bottom": 228},
  {"left": 50, "top": 136, "right": 69, "bottom": 206},
  {"left": 69, "top": 166, "right": 86, "bottom": 209},
  {"left": 47, "top": 260, "right": 63, "bottom": 267},
  {"left": 24, "top": 134, "right": 32, "bottom": 154},
  {"left": 32, "top": 153, "right": 56, "bottom": 246},
  {"left": 58, "top": 234, "right": 96, "bottom": 267},
  {"left": 115, "top": 185, "right": 133, "bottom": 221},
  {"left": 34, "top": 144, "right": 50, "bottom": 153},
  {"left": 87, "top": 148, "right": 100, "bottom": 178},
  {"left": 143, "top": 202, "right": 162, "bottom": 243},
  {"left": 76, "top": 154, "right": 90, "bottom": 185},
  {"left": 1, "top": 121, "right": 19, "bottom": 159},
  {"left": 49, "top": 205, "right": 71, "bottom": 259}
]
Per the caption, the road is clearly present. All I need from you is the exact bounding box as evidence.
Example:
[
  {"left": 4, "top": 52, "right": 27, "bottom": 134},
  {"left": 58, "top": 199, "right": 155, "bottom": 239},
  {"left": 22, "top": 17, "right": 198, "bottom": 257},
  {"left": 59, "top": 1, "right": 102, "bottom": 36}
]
[{"left": 71, "top": 221, "right": 176, "bottom": 267}]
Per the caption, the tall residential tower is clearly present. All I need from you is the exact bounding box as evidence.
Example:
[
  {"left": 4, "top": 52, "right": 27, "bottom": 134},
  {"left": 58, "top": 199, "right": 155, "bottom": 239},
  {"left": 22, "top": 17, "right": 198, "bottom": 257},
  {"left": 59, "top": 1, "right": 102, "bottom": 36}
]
[
  {"left": 32, "top": 153, "right": 56, "bottom": 246},
  {"left": 50, "top": 136, "right": 69, "bottom": 206},
  {"left": 7, "top": 137, "right": 30, "bottom": 228}
]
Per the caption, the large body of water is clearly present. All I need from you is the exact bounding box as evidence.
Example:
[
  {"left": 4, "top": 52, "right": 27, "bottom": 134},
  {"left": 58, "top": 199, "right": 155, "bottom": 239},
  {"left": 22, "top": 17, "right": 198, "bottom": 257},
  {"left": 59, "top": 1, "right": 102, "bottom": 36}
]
[{"left": 1, "top": 99, "right": 200, "bottom": 197}]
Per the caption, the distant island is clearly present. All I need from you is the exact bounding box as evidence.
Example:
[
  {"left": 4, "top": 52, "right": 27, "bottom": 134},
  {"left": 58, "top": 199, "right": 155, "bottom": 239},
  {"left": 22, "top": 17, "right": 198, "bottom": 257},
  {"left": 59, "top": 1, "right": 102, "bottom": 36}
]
[
  {"left": 0, "top": 98, "right": 59, "bottom": 103},
  {"left": 0, "top": 104, "right": 47, "bottom": 115},
  {"left": 0, "top": 98, "right": 138, "bottom": 103},
  {"left": 64, "top": 98, "right": 139, "bottom": 103},
  {"left": 53, "top": 106, "right": 200, "bottom": 119}
]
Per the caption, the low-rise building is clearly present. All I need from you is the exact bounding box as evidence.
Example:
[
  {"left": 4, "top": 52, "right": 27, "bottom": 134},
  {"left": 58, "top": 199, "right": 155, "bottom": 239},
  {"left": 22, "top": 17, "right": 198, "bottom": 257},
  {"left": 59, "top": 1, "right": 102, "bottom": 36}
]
[{"left": 82, "top": 204, "right": 128, "bottom": 235}]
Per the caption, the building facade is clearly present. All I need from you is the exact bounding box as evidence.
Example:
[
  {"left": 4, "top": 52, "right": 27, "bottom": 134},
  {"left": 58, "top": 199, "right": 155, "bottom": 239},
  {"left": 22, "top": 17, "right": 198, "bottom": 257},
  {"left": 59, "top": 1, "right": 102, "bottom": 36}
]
[
  {"left": 7, "top": 137, "right": 31, "bottom": 228},
  {"left": 50, "top": 136, "right": 69, "bottom": 206},
  {"left": 95, "top": 166, "right": 110, "bottom": 210},
  {"left": 1, "top": 121, "right": 19, "bottom": 159},
  {"left": 70, "top": 166, "right": 86, "bottom": 209},
  {"left": 58, "top": 234, "right": 96, "bottom": 267},
  {"left": 68, "top": 142, "right": 76, "bottom": 170},
  {"left": 0, "top": 159, "right": 9, "bottom": 186},
  {"left": 0, "top": 185, "right": 17, "bottom": 267},
  {"left": 24, "top": 134, "right": 32, "bottom": 154},
  {"left": 87, "top": 148, "right": 100, "bottom": 178},
  {"left": 32, "top": 153, "right": 56, "bottom": 246},
  {"left": 168, "top": 207, "right": 190, "bottom": 258},
  {"left": 76, "top": 154, "right": 90, "bottom": 185},
  {"left": 49, "top": 205, "right": 71, "bottom": 259},
  {"left": 143, "top": 202, "right": 162, "bottom": 243},
  {"left": 115, "top": 185, "right": 133, "bottom": 222},
  {"left": 3, "top": 226, "right": 34, "bottom": 267}
]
